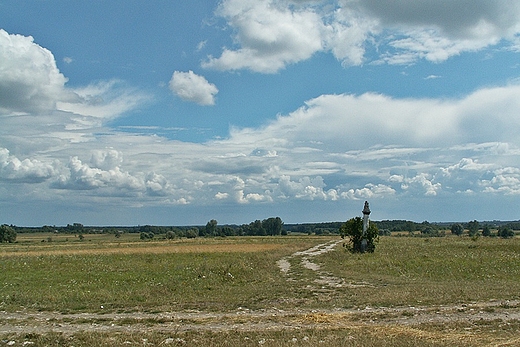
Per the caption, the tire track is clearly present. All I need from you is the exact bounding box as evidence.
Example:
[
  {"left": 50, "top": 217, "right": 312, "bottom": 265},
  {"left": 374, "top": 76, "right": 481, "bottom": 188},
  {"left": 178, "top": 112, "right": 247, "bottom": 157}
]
[{"left": 277, "top": 239, "right": 373, "bottom": 291}]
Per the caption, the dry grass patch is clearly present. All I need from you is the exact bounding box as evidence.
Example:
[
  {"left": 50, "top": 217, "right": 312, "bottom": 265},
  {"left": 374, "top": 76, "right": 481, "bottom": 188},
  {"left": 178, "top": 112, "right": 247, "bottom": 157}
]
[
  {"left": 0, "top": 242, "right": 283, "bottom": 257},
  {"left": 0, "top": 236, "right": 331, "bottom": 313}
]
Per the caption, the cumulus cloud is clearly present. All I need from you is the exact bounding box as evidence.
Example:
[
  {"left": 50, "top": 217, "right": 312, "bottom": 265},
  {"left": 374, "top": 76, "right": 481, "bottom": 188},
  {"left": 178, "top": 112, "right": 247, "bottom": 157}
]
[
  {"left": 52, "top": 151, "right": 175, "bottom": 198},
  {"left": 0, "top": 29, "right": 148, "bottom": 137},
  {"left": 145, "top": 172, "right": 173, "bottom": 197},
  {"left": 203, "top": 0, "right": 325, "bottom": 73},
  {"left": 482, "top": 167, "right": 520, "bottom": 195},
  {"left": 0, "top": 148, "right": 58, "bottom": 183},
  {"left": 169, "top": 71, "right": 218, "bottom": 105},
  {"left": 204, "top": 0, "right": 520, "bottom": 72},
  {"left": 54, "top": 155, "right": 141, "bottom": 191},
  {"left": 341, "top": 184, "right": 396, "bottom": 200},
  {"left": 277, "top": 175, "right": 327, "bottom": 200},
  {"left": 0, "top": 29, "right": 74, "bottom": 113},
  {"left": 208, "top": 175, "right": 273, "bottom": 204}
]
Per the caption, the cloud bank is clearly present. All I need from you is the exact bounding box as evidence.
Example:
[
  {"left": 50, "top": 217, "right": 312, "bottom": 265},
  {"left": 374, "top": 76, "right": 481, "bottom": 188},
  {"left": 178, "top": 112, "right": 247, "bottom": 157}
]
[{"left": 2, "top": 16, "right": 520, "bottom": 224}]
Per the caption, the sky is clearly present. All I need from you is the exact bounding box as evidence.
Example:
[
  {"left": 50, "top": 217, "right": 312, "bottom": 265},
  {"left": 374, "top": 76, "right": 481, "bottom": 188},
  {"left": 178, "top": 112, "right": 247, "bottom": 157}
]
[{"left": 1, "top": 0, "right": 520, "bottom": 226}]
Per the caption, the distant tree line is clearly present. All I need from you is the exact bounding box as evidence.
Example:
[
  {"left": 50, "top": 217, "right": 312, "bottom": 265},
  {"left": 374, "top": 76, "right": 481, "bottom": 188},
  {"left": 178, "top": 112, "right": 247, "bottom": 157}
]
[
  {"left": 449, "top": 220, "right": 516, "bottom": 238},
  {"left": 139, "top": 217, "right": 285, "bottom": 240},
  {"left": 5, "top": 218, "right": 519, "bottom": 241},
  {"left": 284, "top": 222, "right": 343, "bottom": 235}
]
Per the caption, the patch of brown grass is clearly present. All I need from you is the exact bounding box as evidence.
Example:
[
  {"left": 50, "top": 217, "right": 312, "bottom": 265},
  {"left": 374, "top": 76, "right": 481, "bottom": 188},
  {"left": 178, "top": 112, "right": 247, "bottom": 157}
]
[{"left": 0, "top": 242, "right": 283, "bottom": 257}]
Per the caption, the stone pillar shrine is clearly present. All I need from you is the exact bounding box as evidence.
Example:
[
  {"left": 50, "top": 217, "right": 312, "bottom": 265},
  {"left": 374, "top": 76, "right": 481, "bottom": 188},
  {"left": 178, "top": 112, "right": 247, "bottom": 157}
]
[{"left": 361, "top": 201, "right": 371, "bottom": 253}]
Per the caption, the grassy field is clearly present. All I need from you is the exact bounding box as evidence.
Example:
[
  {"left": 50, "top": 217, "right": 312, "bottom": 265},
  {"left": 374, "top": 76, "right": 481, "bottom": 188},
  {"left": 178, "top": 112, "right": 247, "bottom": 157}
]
[{"left": 1, "top": 234, "right": 519, "bottom": 346}]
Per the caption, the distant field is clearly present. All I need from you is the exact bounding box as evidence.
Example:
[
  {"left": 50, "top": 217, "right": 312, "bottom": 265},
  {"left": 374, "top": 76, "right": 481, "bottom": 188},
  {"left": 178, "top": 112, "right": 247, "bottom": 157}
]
[{"left": 1, "top": 234, "right": 519, "bottom": 346}]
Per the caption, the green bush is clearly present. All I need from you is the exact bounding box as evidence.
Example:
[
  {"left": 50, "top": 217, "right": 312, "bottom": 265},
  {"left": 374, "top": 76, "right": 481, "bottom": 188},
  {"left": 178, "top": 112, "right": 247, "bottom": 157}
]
[
  {"left": 0, "top": 224, "right": 16, "bottom": 243},
  {"left": 450, "top": 223, "right": 464, "bottom": 236},
  {"left": 482, "top": 224, "right": 492, "bottom": 237},
  {"left": 140, "top": 232, "right": 154, "bottom": 240},
  {"left": 498, "top": 226, "right": 514, "bottom": 238},
  {"left": 339, "top": 217, "right": 379, "bottom": 253}
]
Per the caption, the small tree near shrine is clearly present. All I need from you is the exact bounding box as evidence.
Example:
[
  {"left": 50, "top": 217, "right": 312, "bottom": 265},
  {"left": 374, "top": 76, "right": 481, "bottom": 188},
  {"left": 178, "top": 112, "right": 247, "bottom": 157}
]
[{"left": 340, "top": 202, "right": 379, "bottom": 253}]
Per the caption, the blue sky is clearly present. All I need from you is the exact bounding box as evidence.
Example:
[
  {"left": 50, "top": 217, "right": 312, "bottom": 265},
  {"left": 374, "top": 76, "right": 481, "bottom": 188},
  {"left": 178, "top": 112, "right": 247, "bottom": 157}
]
[{"left": 1, "top": 0, "right": 520, "bottom": 226}]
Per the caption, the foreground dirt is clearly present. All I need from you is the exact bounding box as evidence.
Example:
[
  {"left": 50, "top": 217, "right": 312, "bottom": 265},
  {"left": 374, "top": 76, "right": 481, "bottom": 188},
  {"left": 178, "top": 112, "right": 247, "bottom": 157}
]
[{"left": 1, "top": 300, "right": 520, "bottom": 335}]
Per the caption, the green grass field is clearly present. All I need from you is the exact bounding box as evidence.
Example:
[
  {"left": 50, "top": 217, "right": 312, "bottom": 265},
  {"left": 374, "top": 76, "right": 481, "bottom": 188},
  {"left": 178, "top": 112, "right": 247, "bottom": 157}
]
[{"left": 1, "top": 234, "right": 519, "bottom": 346}]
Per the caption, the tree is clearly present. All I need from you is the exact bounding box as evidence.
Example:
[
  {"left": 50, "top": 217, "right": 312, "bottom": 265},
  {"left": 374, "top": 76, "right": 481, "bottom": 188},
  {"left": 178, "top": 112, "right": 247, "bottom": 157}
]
[
  {"left": 497, "top": 225, "right": 514, "bottom": 239},
  {"left": 262, "top": 217, "right": 283, "bottom": 236},
  {"left": 467, "top": 220, "right": 480, "bottom": 237},
  {"left": 420, "top": 225, "right": 445, "bottom": 237},
  {"left": 185, "top": 228, "right": 199, "bottom": 239},
  {"left": 378, "top": 228, "right": 391, "bottom": 236},
  {"left": 205, "top": 219, "right": 218, "bottom": 237},
  {"left": 243, "top": 220, "right": 266, "bottom": 236},
  {"left": 140, "top": 232, "right": 154, "bottom": 240},
  {"left": 0, "top": 225, "right": 16, "bottom": 243},
  {"left": 482, "top": 224, "right": 491, "bottom": 237},
  {"left": 450, "top": 223, "right": 464, "bottom": 236},
  {"left": 339, "top": 217, "right": 379, "bottom": 253}
]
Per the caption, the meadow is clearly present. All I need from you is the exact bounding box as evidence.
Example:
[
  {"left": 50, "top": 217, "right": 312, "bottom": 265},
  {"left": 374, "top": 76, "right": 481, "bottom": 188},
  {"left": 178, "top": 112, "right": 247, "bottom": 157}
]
[{"left": 1, "top": 233, "right": 519, "bottom": 346}]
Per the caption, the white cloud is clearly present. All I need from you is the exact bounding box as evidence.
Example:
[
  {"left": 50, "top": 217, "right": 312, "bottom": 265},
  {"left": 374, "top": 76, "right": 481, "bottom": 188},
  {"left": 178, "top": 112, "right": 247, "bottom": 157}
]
[
  {"left": 0, "top": 28, "right": 148, "bottom": 141},
  {"left": 402, "top": 173, "right": 441, "bottom": 196},
  {"left": 196, "top": 40, "right": 207, "bottom": 51},
  {"left": 276, "top": 175, "right": 333, "bottom": 200},
  {"left": 482, "top": 167, "right": 520, "bottom": 195},
  {"left": 0, "top": 30, "right": 149, "bottom": 157},
  {"left": 203, "top": 0, "right": 325, "bottom": 73},
  {"left": 0, "top": 29, "right": 74, "bottom": 113},
  {"left": 90, "top": 149, "right": 123, "bottom": 171},
  {"left": 215, "top": 192, "right": 229, "bottom": 200},
  {"left": 54, "top": 155, "right": 142, "bottom": 191},
  {"left": 169, "top": 71, "right": 218, "bottom": 106},
  {"left": 341, "top": 184, "right": 396, "bottom": 200},
  {"left": 57, "top": 80, "right": 148, "bottom": 122},
  {"left": 323, "top": 5, "right": 378, "bottom": 67},
  {"left": 145, "top": 172, "right": 172, "bottom": 197},
  {"left": 204, "top": 0, "right": 520, "bottom": 72},
  {"left": 226, "top": 84, "right": 520, "bottom": 150},
  {"left": 0, "top": 148, "right": 58, "bottom": 183}
]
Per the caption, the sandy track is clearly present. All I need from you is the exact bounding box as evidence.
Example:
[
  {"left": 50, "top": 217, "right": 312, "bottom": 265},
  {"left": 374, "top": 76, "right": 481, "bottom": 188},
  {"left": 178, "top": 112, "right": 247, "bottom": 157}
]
[
  {"left": 1, "top": 300, "right": 519, "bottom": 335},
  {"left": 276, "top": 239, "right": 342, "bottom": 273}
]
